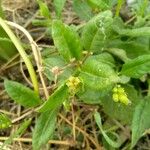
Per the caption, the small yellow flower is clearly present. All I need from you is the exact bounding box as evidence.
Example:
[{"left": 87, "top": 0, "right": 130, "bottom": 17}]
[
  {"left": 66, "top": 76, "right": 81, "bottom": 94},
  {"left": 112, "top": 85, "right": 131, "bottom": 105}
]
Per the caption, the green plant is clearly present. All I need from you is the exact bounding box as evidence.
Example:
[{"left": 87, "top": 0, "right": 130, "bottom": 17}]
[{"left": 1, "top": 0, "right": 150, "bottom": 149}]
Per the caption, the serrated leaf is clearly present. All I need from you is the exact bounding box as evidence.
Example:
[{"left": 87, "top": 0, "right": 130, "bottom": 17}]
[
  {"left": 38, "top": 84, "right": 69, "bottom": 112},
  {"left": 73, "top": 0, "right": 93, "bottom": 21},
  {"left": 94, "top": 111, "right": 122, "bottom": 148},
  {"left": 121, "top": 55, "right": 150, "bottom": 78},
  {"left": 101, "top": 85, "right": 139, "bottom": 124},
  {"left": 0, "top": 38, "right": 17, "bottom": 61},
  {"left": 54, "top": 0, "right": 67, "bottom": 18},
  {"left": 4, "top": 80, "right": 42, "bottom": 108},
  {"left": 0, "top": 113, "right": 11, "bottom": 129},
  {"left": 79, "top": 55, "right": 119, "bottom": 91},
  {"left": 82, "top": 11, "right": 113, "bottom": 52},
  {"left": 131, "top": 96, "right": 150, "bottom": 148},
  {"left": 52, "top": 20, "right": 82, "bottom": 61},
  {"left": 32, "top": 109, "right": 58, "bottom": 150},
  {"left": 37, "top": 0, "right": 51, "bottom": 19}
]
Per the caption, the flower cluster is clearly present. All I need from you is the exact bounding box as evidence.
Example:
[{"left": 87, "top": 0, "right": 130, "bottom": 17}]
[
  {"left": 66, "top": 76, "right": 81, "bottom": 94},
  {"left": 112, "top": 85, "right": 131, "bottom": 105}
]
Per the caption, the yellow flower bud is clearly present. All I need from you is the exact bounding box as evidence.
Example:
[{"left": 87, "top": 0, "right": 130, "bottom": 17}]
[
  {"left": 113, "top": 93, "right": 119, "bottom": 102},
  {"left": 118, "top": 94, "right": 131, "bottom": 105}
]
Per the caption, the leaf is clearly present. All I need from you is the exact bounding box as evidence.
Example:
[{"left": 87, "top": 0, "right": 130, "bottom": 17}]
[
  {"left": 4, "top": 80, "right": 42, "bottom": 108},
  {"left": 2, "top": 119, "right": 31, "bottom": 147},
  {"left": 131, "top": 96, "right": 150, "bottom": 148},
  {"left": 108, "top": 39, "right": 150, "bottom": 59},
  {"left": 0, "top": 113, "right": 11, "bottom": 129},
  {"left": 101, "top": 85, "right": 139, "bottom": 124},
  {"left": 121, "top": 55, "right": 150, "bottom": 78},
  {"left": 37, "top": 0, "right": 51, "bottom": 19},
  {"left": 81, "top": 10, "right": 113, "bottom": 52},
  {"left": 43, "top": 55, "right": 73, "bottom": 84},
  {"left": 32, "top": 109, "right": 58, "bottom": 150},
  {"left": 52, "top": 20, "right": 82, "bottom": 61},
  {"left": 94, "top": 111, "right": 122, "bottom": 148},
  {"left": 113, "top": 26, "right": 150, "bottom": 37},
  {"left": 54, "top": 0, "right": 67, "bottom": 18},
  {"left": 38, "top": 84, "right": 69, "bottom": 112},
  {"left": 79, "top": 54, "right": 119, "bottom": 91},
  {"left": 0, "top": 0, "right": 5, "bottom": 18},
  {"left": 73, "top": 0, "right": 93, "bottom": 21},
  {"left": 0, "top": 38, "right": 17, "bottom": 61}
]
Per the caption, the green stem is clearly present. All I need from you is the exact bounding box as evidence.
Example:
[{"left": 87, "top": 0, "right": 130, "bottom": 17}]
[
  {"left": 115, "top": 0, "right": 125, "bottom": 17},
  {"left": 0, "top": 17, "right": 39, "bottom": 94}
]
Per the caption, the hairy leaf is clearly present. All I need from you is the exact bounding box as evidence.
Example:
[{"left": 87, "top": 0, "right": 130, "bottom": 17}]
[
  {"left": 52, "top": 20, "right": 82, "bottom": 61},
  {"left": 38, "top": 84, "right": 69, "bottom": 112},
  {"left": 82, "top": 10, "right": 113, "bottom": 52},
  {"left": 4, "top": 80, "right": 42, "bottom": 108},
  {"left": 121, "top": 55, "right": 150, "bottom": 78},
  {"left": 32, "top": 109, "right": 58, "bottom": 150},
  {"left": 131, "top": 96, "right": 150, "bottom": 148},
  {"left": 73, "top": 0, "right": 93, "bottom": 21},
  {"left": 54, "top": 0, "right": 67, "bottom": 18},
  {"left": 79, "top": 54, "right": 119, "bottom": 91}
]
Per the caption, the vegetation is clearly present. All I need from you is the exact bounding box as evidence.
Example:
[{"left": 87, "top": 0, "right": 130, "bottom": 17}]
[{"left": 0, "top": 0, "right": 150, "bottom": 149}]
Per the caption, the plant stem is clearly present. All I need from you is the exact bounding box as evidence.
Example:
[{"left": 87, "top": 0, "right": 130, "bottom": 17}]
[
  {"left": 0, "top": 17, "right": 39, "bottom": 94},
  {"left": 115, "top": 0, "right": 125, "bottom": 17}
]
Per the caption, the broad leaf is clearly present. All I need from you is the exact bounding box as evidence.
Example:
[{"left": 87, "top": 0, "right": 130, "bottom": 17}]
[
  {"left": 82, "top": 10, "right": 113, "bottom": 52},
  {"left": 101, "top": 85, "right": 139, "bottom": 124},
  {"left": 52, "top": 20, "right": 82, "bottom": 61},
  {"left": 4, "top": 80, "right": 42, "bottom": 108},
  {"left": 79, "top": 54, "right": 119, "bottom": 91},
  {"left": 0, "top": 113, "right": 11, "bottom": 129},
  {"left": 32, "top": 109, "right": 58, "bottom": 150},
  {"left": 38, "top": 84, "right": 69, "bottom": 112},
  {"left": 0, "top": 38, "right": 17, "bottom": 61},
  {"left": 121, "top": 55, "right": 150, "bottom": 78},
  {"left": 54, "top": 0, "right": 67, "bottom": 18},
  {"left": 131, "top": 96, "right": 150, "bottom": 148},
  {"left": 73, "top": 0, "right": 93, "bottom": 21}
]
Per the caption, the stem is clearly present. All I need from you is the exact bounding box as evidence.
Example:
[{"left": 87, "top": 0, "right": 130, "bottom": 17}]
[
  {"left": 115, "top": 0, "right": 125, "bottom": 17},
  {"left": 0, "top": 17, "right": 39, "bottom": 94}
]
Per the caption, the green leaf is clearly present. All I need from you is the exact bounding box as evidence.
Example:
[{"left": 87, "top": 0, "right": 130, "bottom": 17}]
[
  {"left": 37, "top": 0, "right": 51, "bottom": 19},
  {"left": 73, "top": 0, "right": 93, "bottom": 21},
  {"left": 108, "top": 39, "right": 150, "bottom": 59},
  {"left": 4, "top": 80, "right": 42, "bottom": 108},
  {"left": 82, "top": 10, "right": 113, "bottom": 52},
  {"left": 0, "top": 0, "right": 5, "bottom": 18},
  {"left": 2, "top": 119, "right": 31, "bottom": 147},
  {"left": 52, "top": 20, "right": 82, "bottom": 61},
  {"left": 131, "top": 96, "right": 150, "bottom": 148},
  {"left": 94, "top": 111, "right": 122, "bottom": 148},
  {"left": 54, "top": 0, "right": 67, "bottom": 18},
  {"left": 113, "top": 26, "right": 150, "bottom": 37},
  {"left": 38, "top": 84, "right": 69, "bottom": 112},
  {"left": 121, "top": 55, "right": 150, "bottom": 78},
  {"left": 101, "top": 85, "right": 139, "bottom": 124},
  {"left": 43, "top": 55, "right": 73, "bottom": 84},
  {"left": 0, "top": 38, "right": 17, "bottom": 61},
  {"left": 79, "top": 54, "right": 119, "bottom": 91},
  {"left": 32, "top": 109, "right": 58, "bottom": 150},
  {"left": 87, "top": 0, "right": 109, "bottom": 10},
  {"left": 0, "top": 113, "right": 11, "bottom": 129}
]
